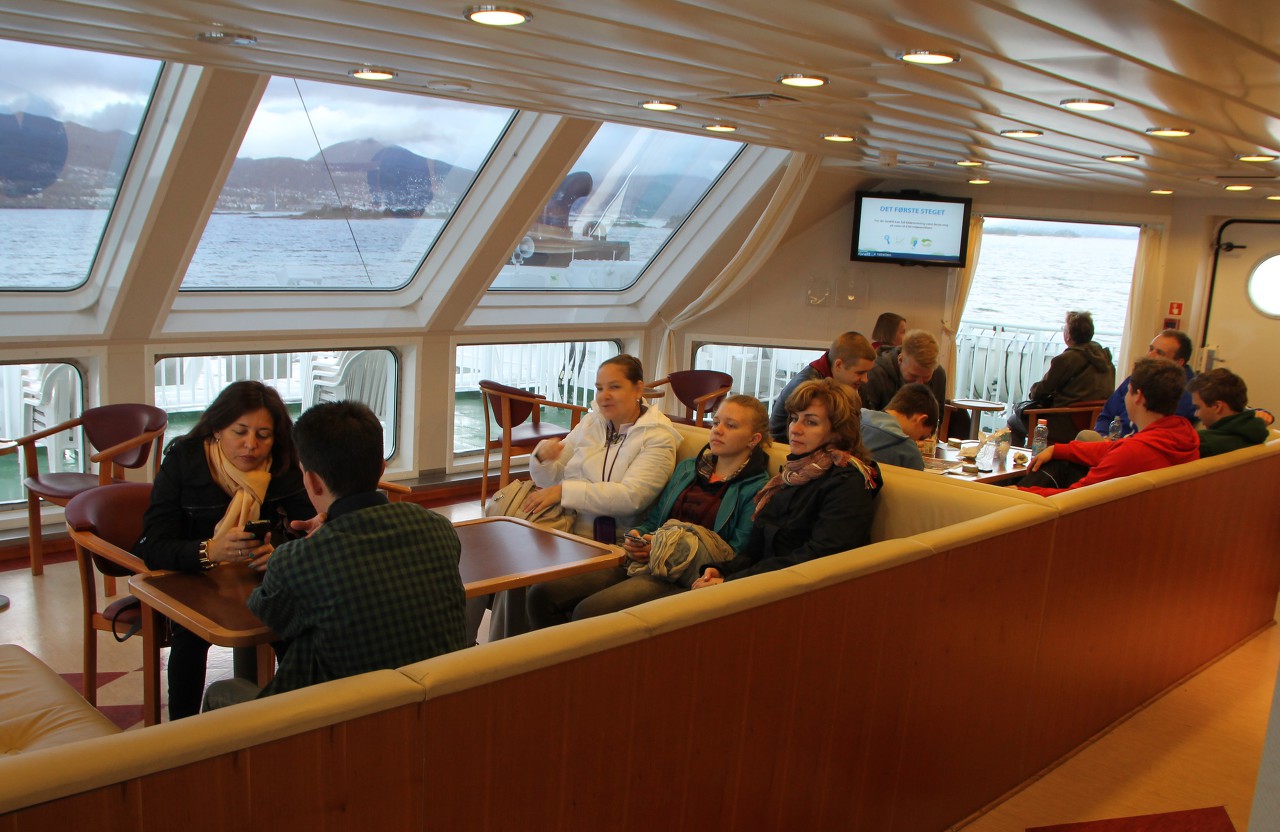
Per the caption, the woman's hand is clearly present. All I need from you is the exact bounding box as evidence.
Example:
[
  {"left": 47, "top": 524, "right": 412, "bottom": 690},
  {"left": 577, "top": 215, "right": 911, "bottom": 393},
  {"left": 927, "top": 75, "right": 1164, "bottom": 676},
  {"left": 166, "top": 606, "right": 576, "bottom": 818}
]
[
  {"left": 521, "top": 484, "right": 562, "bottom": 515},
  {"left": 210, "top": 527, "right": 260, "bottom": 564},
  {"left": 534, "top": 440, "right": 566, "bottom": 465},
  {"left": 246, "top": 540, "right": 274, "bottom": 572},
  {"left": 691, "top": 568, "right": 724, "bottom": 590},
  {"left": 623, "top": 529, "right": 652, "bottom": 563}
]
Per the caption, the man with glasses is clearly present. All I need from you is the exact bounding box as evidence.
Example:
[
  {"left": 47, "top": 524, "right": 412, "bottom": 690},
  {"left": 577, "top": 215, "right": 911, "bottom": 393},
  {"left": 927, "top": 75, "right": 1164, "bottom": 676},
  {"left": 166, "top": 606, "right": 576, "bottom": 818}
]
[{"left": 1094, "top": 330, "right": 1197, "bottom": 438}]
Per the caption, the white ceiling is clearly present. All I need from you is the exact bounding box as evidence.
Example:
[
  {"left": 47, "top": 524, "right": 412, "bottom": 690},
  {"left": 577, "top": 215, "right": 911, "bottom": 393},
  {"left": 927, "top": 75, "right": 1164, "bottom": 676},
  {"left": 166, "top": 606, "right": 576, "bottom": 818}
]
[{"left": 5, "top": 0, "right": 1280, "bottom": 198}]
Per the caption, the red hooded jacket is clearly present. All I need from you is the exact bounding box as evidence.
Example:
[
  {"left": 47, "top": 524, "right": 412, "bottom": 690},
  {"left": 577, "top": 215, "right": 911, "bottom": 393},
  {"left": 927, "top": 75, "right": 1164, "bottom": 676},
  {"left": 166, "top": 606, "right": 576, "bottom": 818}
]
[{"left": 1019, "top": 414, "right": 1200, "bottom": 496}]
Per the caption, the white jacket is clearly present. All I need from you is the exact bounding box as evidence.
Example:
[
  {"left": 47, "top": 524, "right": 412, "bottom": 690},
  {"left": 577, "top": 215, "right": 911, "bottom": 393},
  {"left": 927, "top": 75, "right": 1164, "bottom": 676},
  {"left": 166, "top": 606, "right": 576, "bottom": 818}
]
[{"left": 530, "top": 405, "right": 679, "bottom": 540}]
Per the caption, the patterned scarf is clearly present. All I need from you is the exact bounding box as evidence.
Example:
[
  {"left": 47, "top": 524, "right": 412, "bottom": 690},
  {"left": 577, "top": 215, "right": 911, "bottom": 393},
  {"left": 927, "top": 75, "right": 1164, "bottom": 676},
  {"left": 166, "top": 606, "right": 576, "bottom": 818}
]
[
  {"left": 694, "top": 444, "right": 752, "bottom": 484},
  {"left": 204, "top": 437, "right": 271, "bottom": 540},
  {"left": 752, "top": 445, "right": 873, "bottom": 520}
]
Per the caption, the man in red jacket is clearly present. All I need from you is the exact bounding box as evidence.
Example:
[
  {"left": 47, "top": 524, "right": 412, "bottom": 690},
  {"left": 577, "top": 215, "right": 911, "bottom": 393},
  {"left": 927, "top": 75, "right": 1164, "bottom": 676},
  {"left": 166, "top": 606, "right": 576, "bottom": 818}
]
[{"left": 1018, "top": 357, "right": 1200, "bottom": 496}]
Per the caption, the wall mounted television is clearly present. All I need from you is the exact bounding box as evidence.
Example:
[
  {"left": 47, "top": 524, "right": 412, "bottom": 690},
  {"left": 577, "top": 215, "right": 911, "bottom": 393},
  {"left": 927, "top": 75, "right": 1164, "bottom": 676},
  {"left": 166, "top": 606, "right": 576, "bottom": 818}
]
[{"left": 851, "top": 191, "right": 973, "bottom": 267}]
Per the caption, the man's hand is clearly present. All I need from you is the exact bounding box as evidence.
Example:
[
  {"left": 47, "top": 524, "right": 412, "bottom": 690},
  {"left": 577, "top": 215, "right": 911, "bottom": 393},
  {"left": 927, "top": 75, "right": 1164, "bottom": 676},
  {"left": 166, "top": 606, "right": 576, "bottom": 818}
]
[
  {"left": 291, "top": 514, "right": 325, "bottom": 538},
  {"left": 1028, "top": 444, "right": 1055, "bottom": 472}
]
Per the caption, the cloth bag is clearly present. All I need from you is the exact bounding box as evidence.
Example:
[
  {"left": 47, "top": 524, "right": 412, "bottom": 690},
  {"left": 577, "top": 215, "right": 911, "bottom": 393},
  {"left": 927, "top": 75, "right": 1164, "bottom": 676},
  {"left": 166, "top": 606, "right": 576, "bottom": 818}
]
[
  {"left": 627, "top": 520, "right": 736, "bottom": 587},
  {"left": 482, "top": 479, "right": 575, "bottom": 533}
]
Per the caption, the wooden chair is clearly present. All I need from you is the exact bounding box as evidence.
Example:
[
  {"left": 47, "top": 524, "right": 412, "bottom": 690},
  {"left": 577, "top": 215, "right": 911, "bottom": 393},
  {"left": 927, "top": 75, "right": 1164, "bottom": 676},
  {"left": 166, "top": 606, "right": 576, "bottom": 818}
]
[
  {"left": 65, "top": 482, "right": 161, "bottom": 707},
  {"left": 1023, "top": 398, "right": 1108, "bottom": 444},
  {"left": 2, "top": 403, "right": 167, "bottom": 579},
  {"left": 647, "top": 370, "right": 733, "bottom": 425},
  {"left": 479, "top": 380, "right": 587, "bottom": 505}
]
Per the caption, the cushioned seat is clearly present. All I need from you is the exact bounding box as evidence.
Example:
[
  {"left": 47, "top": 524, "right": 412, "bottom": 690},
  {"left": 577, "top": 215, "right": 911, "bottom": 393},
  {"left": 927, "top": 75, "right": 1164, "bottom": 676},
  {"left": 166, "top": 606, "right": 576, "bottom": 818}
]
[
  {"left": 20, "top": 472, "right": 99, "bottom": 502},
  {"left": 0, "top": 645, "right": 120, "bottom": 754}
]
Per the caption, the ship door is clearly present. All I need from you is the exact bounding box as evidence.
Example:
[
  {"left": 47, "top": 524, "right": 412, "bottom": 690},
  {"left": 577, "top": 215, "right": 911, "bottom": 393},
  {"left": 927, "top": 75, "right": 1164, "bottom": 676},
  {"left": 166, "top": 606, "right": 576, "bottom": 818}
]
[{"left": 1203, "top": 219, "right": 1280, "bottom": 412}]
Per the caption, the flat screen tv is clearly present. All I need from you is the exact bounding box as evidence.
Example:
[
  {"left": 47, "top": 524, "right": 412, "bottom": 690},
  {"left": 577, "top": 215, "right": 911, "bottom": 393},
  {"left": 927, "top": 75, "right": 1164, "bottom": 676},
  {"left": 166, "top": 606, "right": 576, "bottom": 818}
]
[{"left": 851, "top": 191, "right": 973, "bottom": 267}]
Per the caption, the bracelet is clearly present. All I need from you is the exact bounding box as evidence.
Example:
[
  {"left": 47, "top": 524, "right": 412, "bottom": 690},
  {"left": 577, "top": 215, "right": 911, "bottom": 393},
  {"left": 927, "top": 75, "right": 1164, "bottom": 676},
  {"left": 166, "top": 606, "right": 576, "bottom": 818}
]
[{"left": 197, "top": 539, "right": 214, "bottom": 570}]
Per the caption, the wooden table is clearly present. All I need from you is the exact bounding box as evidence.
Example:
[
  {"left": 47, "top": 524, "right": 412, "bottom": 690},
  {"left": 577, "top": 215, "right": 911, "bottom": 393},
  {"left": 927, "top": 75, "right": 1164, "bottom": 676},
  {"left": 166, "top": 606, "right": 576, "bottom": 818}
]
[
  {"left": 949, "top": 398, "right": 1007, "bottom": 440},
  {"left": 129, "top": 516, "right": 624, "bottom": 724},
  {"left": 927, "top": 442, "right": 1031, "bottom": 485}
]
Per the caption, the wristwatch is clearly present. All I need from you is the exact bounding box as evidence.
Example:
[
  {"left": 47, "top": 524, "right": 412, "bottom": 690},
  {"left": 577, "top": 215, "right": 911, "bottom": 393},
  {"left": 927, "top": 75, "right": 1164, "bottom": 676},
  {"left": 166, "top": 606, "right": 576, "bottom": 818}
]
[{"left": 197, "top": 539, "right": 215, "bottom": 570}]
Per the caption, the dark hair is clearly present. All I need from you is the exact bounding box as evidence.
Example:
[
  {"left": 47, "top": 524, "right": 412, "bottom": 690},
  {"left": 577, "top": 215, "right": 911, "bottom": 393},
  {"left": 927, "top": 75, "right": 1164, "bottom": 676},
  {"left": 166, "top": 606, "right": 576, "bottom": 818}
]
[
  {"left": 1187, "top": 368, "right": 1248, "bottom": 413},
  {"left": 600, "top": 353, "right": 644, "bottom": 384},
  {"left": 829, "top": 331, "right": 876, "bottom": 365},
  {"left": 785, "top": 377, "right": 873, "bottom": 463},
  {"left": 293, "top": 401, "right": 384, "bottom": 499},
  {"left": 871, "top": 312, "right": 905, "bottom": 346},
  {"left": 1129, "top": 358, "right": 1186, "bottom": 417},
  {"left": 175, "top": 380, "right": 298, "bottom": 476},
  {"left": 886, "top": 382, "right": 939, "bottom": 429},
  {"left": 1065, "top": 310, "right": 1094, "bottom": 345},
  {"left": 1160, "top": 329, "right": 1193, "bottom": 363}
]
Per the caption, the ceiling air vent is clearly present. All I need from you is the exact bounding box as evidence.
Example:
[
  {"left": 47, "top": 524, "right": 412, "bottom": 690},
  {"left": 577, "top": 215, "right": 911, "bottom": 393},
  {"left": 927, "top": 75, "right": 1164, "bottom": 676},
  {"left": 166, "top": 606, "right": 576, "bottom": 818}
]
[{"left": 714, "top": 91, "right": 801, "bottom": 107}]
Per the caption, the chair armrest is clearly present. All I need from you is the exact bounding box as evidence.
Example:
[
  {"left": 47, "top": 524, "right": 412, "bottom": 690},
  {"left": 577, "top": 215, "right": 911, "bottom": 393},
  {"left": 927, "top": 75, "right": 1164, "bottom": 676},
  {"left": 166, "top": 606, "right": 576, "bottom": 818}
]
[
  {"left": 67, "top": 527, "right": 148, "bottom": 574},
  {"left": 691, "top": 384, "right": 732, "bottom": 406},
  {"left": 88, "top": 426, "right": 166, "bottom": 465},
  {"left": 378, "top": 480, "right": 412, "bottom": 497},
  {"left": 4, "top": 416, "right": 83, "bottom": 446},
  {"left": 1023, "top": 403, "right": 1103, "bottom": 417},
  {"left": 0, "top": 440, "right": 17, "bottom": 456}
]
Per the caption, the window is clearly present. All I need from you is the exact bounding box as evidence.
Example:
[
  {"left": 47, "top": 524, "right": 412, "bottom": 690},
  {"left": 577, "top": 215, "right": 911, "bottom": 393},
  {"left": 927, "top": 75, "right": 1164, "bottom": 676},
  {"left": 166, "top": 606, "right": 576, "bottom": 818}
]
[
  {"left": 488, "top": 123, "right": 742, "bottom": 291},
  {"left": 181, "top": 78, "right": 513, "bottom": 291},
  {"left": 1248, "top": 254, "right": 1280, "bottom": 318},
  {"left": 693, "top": 342, "right": 825, "bottom": 413},
  {"left": 0, "top": 39, "right": 161, "bottom": 291},
  {"left": 0, "top": 362, "right": 85, "bottom": 505},
  {"left": 956, "top": 218, "right": 1139, "bottom": 423},
  {"left": 154, "top": 350, "right": 399, "bottom": 458},
  {"left": 454, "top": 341, "right": 620, "bottom": 455}
]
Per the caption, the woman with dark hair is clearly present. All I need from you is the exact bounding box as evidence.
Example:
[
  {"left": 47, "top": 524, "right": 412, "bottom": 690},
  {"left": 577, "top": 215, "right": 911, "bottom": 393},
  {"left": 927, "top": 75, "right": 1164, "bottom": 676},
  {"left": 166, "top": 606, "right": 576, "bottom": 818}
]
[
  {"left": 693, "top": 378, "right": 882, "bottom": 586},
  {"left": 135, "top": 380, "right": 316, "bottom": 719},
  {"left": 871, "top": 312, "right": 907, "bottom": 354}
]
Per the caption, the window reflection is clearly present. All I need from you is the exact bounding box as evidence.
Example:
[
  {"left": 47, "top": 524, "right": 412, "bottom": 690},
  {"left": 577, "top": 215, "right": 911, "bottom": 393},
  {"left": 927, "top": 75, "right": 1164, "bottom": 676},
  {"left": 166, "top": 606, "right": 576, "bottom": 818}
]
[
  {"left": 182, "top": 78, "right": 513, "bottom": 291},
  {"left": 0, "top": 39, "right": 160, "bottom": 291},
  {"left": 490, "top": 124, "right": 742, "bottom": 291}
]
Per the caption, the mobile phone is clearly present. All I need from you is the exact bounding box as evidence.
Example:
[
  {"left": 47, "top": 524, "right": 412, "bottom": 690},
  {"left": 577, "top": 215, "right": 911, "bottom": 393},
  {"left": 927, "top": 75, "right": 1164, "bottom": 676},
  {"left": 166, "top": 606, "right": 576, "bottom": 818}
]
[
  {"left": 624, "top": 532, "right": 645, "bottom": 545},
  {"left": 244, "top": 519, "right": 272, "bottom": 542}
]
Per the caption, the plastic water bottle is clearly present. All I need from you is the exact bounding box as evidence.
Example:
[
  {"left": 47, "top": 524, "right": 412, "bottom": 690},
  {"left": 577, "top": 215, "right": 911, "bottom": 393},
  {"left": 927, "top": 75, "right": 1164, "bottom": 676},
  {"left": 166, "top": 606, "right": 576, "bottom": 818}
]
[
  {"left": 1031, "top": 419, "right": 1049, "bottom": 457},
  {"left": 1108, "top": 415, "right": 1123, "bottom": 441}
]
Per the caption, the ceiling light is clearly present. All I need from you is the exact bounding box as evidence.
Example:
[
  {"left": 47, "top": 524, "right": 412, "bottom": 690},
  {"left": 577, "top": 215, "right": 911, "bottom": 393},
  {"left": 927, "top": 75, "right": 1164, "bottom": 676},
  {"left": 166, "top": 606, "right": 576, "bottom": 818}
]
[
  {"left": 349, "top": 66, "right": 397, "bottom": 81},
  {"left": 1267, "top": 195, "right": 1280, "bottom": 201},
  {"left": 196, "top": 30, "right": 257, "bottom": 46},
  {"left": 1225, "top": 184, "right": 1253, "bottom": 191},
  {"left": 1236, "top": 153, "right": 1277, "bottom": 162},
  {"left": 1103, "top": 154, "right": 1140, "bottom": 162},
  {"left": 778, "top": 73, "right": 828, "bottom": 88},
  {"left": 464, "top": 5, "right": 531, "bottom": 25},
  {"left": 899, "top": 50, "right": 958, "bottom": 65},
  {"left": 955, "top": 160, "right": 984, "bottom": 167},
  {"left": 1150, "top": 189, "right": 1174, "bottom": 195},
  {"left": 1147, "top": 127, "right": 1194, "bottom": 138},
  {"left": 640, "top": 99, "right": 679, "bottom": 111},
  {"left": 822, "top": 133, "right": 855, "bottom": 142},
  {"left": 703, "top": 122, "right": 738, "bottom": 133},
  {"left": 968, "top": 177, "right": 990, "bottom": 185},
  {"left": 1000, "top": 129, "right": 1043, "bottom": 138},
  {"left": 1060, "top": 98, "right": 1114, "bottom": 111}
]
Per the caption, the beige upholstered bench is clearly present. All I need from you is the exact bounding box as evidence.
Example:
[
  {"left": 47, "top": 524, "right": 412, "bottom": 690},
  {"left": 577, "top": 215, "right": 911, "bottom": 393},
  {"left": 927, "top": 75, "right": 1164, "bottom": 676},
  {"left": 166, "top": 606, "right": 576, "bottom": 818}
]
[{"left": 0, "top": 645, "right": 120, "bottom": 754}]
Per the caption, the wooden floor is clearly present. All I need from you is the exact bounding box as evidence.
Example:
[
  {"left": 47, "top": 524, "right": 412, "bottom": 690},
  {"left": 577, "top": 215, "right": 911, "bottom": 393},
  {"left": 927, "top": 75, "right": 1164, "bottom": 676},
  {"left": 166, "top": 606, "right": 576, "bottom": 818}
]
[{"left": 1, "top": 509, "right": 1276, "bottom": 828}]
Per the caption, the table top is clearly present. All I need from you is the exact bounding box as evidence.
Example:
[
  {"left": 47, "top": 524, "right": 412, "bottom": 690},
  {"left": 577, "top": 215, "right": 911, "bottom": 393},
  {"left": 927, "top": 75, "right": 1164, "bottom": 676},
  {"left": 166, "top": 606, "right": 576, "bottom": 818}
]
[
  {"left": 950, "top": 398, "right": 1007, "bottom": 412},
  {"left": 926, "top": 442, "right": 1031, "bottom": 485},
  {"left": 130, "top": 565, "right": 271, "bottom": 647}
]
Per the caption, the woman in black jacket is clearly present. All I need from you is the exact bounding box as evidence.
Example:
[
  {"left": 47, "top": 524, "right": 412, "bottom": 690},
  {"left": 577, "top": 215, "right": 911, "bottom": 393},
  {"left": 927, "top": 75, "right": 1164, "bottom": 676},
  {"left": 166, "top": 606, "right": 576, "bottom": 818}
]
[
  {"left": 693, "top": 378, "right": 882, "bottom": 586},
  {"left": 135, "top": 381, "right": 315, "bottom": 719}
]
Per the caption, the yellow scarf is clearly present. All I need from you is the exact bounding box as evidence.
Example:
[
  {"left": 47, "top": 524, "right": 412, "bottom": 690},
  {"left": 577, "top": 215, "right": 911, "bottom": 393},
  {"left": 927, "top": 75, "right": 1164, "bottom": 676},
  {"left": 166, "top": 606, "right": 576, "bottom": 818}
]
[{"left": 204, "top": 437, "right": 271, "bottom": 540}]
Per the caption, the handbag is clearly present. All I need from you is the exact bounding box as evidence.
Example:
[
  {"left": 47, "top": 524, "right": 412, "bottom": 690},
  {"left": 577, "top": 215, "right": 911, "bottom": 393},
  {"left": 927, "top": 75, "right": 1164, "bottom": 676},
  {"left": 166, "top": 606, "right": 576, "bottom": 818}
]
[{"left": 483, "top": 479, "right": 576, "bottom": 533}]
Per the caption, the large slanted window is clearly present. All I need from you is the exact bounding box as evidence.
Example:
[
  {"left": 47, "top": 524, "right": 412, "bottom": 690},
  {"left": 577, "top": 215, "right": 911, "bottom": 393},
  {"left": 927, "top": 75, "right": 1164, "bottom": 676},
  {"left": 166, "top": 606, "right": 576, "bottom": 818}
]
[
  {"left": 488, "top": 123, "right": 742, "bottom": 292},
  {"left": 181, "top": 78, "right": 513, "bottom": 291},
  {"left": 0, "top": 39, "right": 160, "bottom": 291}
]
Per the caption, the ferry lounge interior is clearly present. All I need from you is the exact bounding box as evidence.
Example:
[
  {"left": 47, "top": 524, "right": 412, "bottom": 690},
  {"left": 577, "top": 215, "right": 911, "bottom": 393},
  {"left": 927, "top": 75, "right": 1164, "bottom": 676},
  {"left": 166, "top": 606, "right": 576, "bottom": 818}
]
[{"left": 3, "top": 1, "right": 1280, "bottom": 829}]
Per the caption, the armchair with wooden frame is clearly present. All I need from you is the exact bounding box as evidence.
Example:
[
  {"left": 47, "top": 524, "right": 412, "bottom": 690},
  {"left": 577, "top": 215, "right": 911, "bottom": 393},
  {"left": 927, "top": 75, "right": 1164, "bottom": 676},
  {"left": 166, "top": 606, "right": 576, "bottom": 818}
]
[
  {"left": 65, "top": 482, "right": 161, "bottom": 708},
  {"left": 1022, "top": 399, "right": 1109, "bottom": 445},
  {"left": 478, "top": 380, "right": 587, "bottom": 505},
  {"left": 646, "top": 370, "right": 733, "bottom": 425},
  {"left": 1, "top": 403, "right": 167, "bottom": 579}
]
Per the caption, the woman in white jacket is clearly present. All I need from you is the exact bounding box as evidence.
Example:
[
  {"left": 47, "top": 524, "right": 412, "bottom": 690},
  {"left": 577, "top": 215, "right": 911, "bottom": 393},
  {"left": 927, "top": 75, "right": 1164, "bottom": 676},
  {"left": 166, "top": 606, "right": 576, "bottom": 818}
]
[{"left": 485, "top": 353, "right": 679, "bottom": 639}]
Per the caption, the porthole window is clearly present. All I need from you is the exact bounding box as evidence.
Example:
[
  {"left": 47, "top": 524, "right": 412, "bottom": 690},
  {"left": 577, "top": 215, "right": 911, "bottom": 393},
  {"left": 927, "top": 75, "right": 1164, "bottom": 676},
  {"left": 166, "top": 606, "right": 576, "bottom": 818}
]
[{"left": 1247, "top": 254, "right": 1280, "bottom": 317}]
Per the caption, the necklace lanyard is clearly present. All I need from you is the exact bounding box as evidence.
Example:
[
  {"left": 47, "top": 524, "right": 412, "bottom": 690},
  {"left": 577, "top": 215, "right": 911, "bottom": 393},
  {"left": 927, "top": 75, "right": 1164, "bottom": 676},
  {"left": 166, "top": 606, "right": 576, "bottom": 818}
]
[{"left": 601, "top": 424, "right": 627, "bottom": 482}]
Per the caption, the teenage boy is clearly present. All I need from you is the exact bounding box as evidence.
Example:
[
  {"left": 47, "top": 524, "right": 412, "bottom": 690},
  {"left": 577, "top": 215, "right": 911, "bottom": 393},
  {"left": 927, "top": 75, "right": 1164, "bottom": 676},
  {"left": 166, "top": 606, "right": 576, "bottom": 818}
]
[
  {"left": 1187, "top": 369, "right": 1270, "bottom": 456},
  {"left": 769, "top": 331, "right": 877, "bottom": 441},
  {"left": 860, "top": 383, "right": 939, "bottom": 471}
]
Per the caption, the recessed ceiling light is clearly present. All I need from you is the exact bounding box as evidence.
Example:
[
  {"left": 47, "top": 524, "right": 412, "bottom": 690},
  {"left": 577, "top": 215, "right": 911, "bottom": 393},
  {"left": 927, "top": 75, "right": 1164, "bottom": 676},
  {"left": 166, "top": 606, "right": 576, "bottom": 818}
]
[
  {"left": 955, "top": 159, "right": 984, "bottom": 167},
  {"left": 778, "top": 73, "right": 828, "bottom": 88},
  {"left": 1000, "top": 129, "right": 1043, "bottom": 138},
  {"left": 703, "top": 122, "right": 738, "bottom": 133},
  {"left": 640, "top": 99, "right": 679, "bottom": 111},
  {"left": 464, "top": 5, "right": 531, "bottom": 25},
  {"left": 1150, "top": 189, "right": 1174, "bottom": 195},
  {"left": 1060, "top": 98, "right": 1115, "bottom": 111},
  {"left": 822, "top": 133, "right": 855, "bottom": 142},
  {"left": 899, "top": 50, "right": 959, "bottom": 65},
  {"left": 1236, "top": 153, "right": 1277, "bottom": 162},
  {"left": 1147, "top": 127, "right": 1194, "bottom": 138},
  {"left": 1103, "top": 154, "right": 1140, "bottom": 162},
  {"left": 1267, "top": 195, "right": 1280, "bottom": 201},
  {"left": 968, "top": 177, "right": 990, "bottom": 185},
  {"left": 196, "top": 30, "right": 257, "bottom": 46},
  {"left": 349, "top": 66, "right": 397, "bottom": 81},
  {"left": 1225, "top": 184, "right": 1254, "bottom": 191}
]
